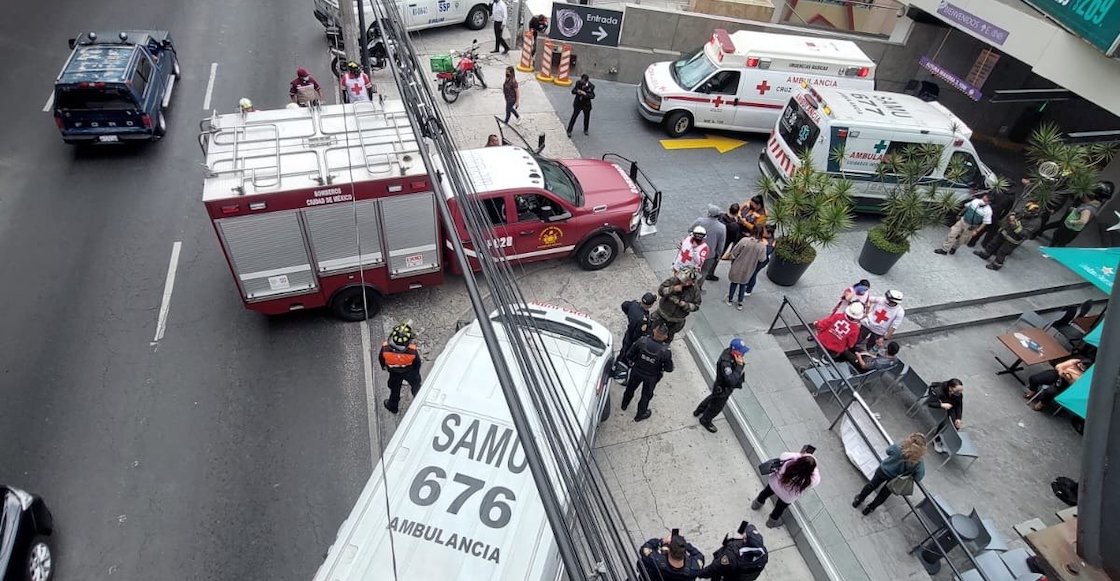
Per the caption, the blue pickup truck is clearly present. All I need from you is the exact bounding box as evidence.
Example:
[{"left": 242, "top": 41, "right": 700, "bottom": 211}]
[{"left": 53, "top": 31, "right": 180, "bottom": 145}]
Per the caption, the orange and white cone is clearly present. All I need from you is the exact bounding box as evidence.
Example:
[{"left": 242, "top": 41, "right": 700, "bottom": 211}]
[
  {"left": 535, "top": 40, "right": 554, "bottom": 83},
  {"left": 516, "top": 30, "right": 534, "bottom": 73},
  {"left": 554, "top": 44, "right": 573, "bottom": 86}
]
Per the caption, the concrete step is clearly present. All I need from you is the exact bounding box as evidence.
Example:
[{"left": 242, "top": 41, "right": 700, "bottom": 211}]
[{"left": 772, "top": 282, "right": 1104, "bottom": 355}]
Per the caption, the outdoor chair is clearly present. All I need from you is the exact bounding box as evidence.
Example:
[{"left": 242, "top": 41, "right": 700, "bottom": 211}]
[
  {"left": 1015, "top": 310, "right": 1059, "bottom": 330},
  {"left": 903, "top": 494, "right": 955, "bottom": 525},
  {"left": 961, "top": 550, "right": 1018, "bottom": 581},
  {"left": 936, "top": 424, "right": 979, "bottom": 471},
  {"left": 999, "top": 548, "right": 1038, "bottom": 578},
  {"left": 901, "top": 371, "right": 935, "bottom": 417},
  {"left": 802, "top": 362, "right": 854, "bottom": 397},
  {"left": 961, "top": 509, "right": 1010, "bottom": 554}
]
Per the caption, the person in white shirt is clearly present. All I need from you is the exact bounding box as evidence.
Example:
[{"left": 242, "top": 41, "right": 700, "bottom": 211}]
[
  {"left": 340, "top": 61, "right": 374, "bottom": 103},
  {"left": 490, "top": 0, "right": 510, "bottom": 54},
  {"left": 671, "top": 226, "right": 709, "bottom": 275},
  {"left": 936, "top": 193, "right": 992, "bottom": 255},
  {"left": 860, "top": 289, "right": 905, "bottom": 350}
]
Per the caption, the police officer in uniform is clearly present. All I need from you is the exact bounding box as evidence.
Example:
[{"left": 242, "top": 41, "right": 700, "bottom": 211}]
[
  {"left": 698, "top": 521, "right": 769, "bottom": 581},
  {"left": 614, "top": 292, "right": 657, "bottom": 381},
  {"left": 623, "top": 324, "right": 674, "bottom": 422},
  {"left": 377, "top": 323, "right": 422, "bottom": 414},
  {"left": 693, "top": 338, "right": 748, "bottom": 433},
  {"left": 638, "top": 529, "right": 705, "bottom": 581},
  {"left": 650, "top": 266, "right": 702, "bottom": 343}
]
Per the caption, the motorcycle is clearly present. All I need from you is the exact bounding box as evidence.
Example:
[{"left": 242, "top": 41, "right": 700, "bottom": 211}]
[
  {"left": 327, "top": 24, "right": 395, "bottom": 77},
  {"left": 436, "top": 40, "right": 486, "bottom": 104}
]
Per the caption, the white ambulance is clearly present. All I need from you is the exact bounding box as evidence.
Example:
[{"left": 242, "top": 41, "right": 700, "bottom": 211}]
[
  {"left": 638, "top": 28, "right": 876, "bottom": 137},
  {"left": 313, "top": 0, "right": 491, "bottom": 32},
  {"left": 313, "top": 302, "right": 614, "bottom": 580},
  {"left": 759, "top": 86, "right": 998, "bottom": 211}
]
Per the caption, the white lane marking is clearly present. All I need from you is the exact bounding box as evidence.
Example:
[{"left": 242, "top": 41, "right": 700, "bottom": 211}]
[
  {"left": 360, "top": 321, "right": 380, "bottom": 466},
  {"left": 202, "top": 62, "right": 218, "bottom": 111},
  {"left": 152, "top": 241, "right": 183, "bottom": 343},
  {"left": 42, "top": 92, "right": 54, "bottom": 113}
]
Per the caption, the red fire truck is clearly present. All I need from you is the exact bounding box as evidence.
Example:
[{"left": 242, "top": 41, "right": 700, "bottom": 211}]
[{"left": 199, "top": 101, "right": 660, "bottom": 321}]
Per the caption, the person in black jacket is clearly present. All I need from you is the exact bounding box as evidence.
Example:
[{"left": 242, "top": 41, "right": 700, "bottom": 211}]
[
  {"left": 623, "top": 325, "right": 674, "bottom": 422},
  {"left": 566, "top": 74, "right": 596, "bottom": 137},
  {"left": 614, "top": 292, "right": 657, "bottom": 380},
  {"left": 527, "top": 14, "right": 548, "bottom": 56},
  {"left": 718, "top": 203, "right": 742, "bottom": 257},
  {"left": 693, "top": 338, "right": 748, "bottom": 433},
  {"left": 698, "top": 521, "right": 768, "bottom": 581},
  {"left": 638, "top": 531, "right": 705, "bottom": 581},
  {"left": 927, "top": 378, "right": 964, "bottom": 453}
]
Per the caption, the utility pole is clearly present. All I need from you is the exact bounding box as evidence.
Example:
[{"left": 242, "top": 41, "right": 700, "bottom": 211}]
[
  {"left": 338, "top": 0, "right": 361, "bottom": 69},
  {"left": 356, "top": 0, "right": 371, "bottom": 72}
]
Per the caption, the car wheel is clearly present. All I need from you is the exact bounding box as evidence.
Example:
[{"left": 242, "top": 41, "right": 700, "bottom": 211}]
[
  {"left": 465, "top": 5, "right": 489, "bottom": 30},
  {"left": 330, "top": 286, "right": 381, "bottom": 321},
  {"left": 576, "top": 234, "right": 619, "bottom": 271},
  {"left": 152, "top": 113, "right": 167, "bottom": 141},
  {"left": 600, "top": 392, "right": 611, "bottom": 422},
  {"left": 25, "top": 537, "right": 52, "bottom": 581},
  {"left": 665, "top": 111, "right": 693, "bottom": 138},
  {"left": 173, "top": 58, "right": 181, "bottom": 79}
]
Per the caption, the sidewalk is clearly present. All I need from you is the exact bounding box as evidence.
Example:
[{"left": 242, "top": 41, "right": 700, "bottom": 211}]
[{"left": 373, "top": 26, "right": 816, "bottom": 578}]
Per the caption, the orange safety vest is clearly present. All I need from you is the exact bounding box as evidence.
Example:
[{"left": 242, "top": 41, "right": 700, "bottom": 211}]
[{"left": 381, "top": 342, "right": 418, "bottom": 369}]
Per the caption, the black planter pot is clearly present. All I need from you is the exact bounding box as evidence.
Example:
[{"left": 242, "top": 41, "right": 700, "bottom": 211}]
[
  {"left": 858, "top": 235, "right": 905, "bottom": 275},
  {"left": 766, "top": 254, "right": 813, "bottom": 287}
]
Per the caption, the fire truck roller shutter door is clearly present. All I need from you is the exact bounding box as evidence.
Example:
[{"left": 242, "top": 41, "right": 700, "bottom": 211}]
[
  {"left": 380, "top": 192, "right": 441, "bottom": 277},
  {"left": 216, "top": 213, "right": 318, "bottom": 300},
  {"left": 303, "top": 201, "right": 385, "bottom": 273}
]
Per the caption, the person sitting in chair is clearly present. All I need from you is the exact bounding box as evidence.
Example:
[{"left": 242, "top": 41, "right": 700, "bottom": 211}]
[
  {"left": 855, "top": 341, "right": 901, "bottom": 372},
  {"left": 1024, "top": 355, "right": 1091, "bottom": 412}
]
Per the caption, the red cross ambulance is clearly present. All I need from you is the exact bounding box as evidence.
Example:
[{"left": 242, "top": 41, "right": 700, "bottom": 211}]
[
  {"left": 198, "top": 101, "right": 660, "bottom": 321},
  {"left": 760, "top": 85, "right": 998, "bottom": 212},
  {"left": 638, "top": 28, "right": 876, "bottom": 137}
]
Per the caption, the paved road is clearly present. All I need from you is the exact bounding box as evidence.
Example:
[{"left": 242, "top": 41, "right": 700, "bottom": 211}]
[{"left": 0, "top": 1, "right": 374, "bottom": 579}]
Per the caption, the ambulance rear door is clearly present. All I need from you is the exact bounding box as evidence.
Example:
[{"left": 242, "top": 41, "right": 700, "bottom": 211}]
[{"left": 734, "top": 68, "right": 794, "bottom": 132}]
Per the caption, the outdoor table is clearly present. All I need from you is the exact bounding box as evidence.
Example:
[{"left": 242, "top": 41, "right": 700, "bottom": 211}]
[
  {"left": 994, "top": 328, "right": 1071, "bottom": 385},
  {"left": 1024, "top": 519, "right": 1111, "bottom": 581},
  {"left": 915, "top": 513, "right": 980, "bottom": 574},
  {"left": 1070, "top": 314, "right": 1100, "bottom": 334}
]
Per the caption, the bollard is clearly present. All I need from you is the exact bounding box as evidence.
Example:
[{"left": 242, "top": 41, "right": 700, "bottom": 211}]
[
  {"left": 554, "top": 44, "right": 573, "bottom": 86},
  {"left": 535, "top": 40, "right": 555, "bottom": 82},
  {"left": 516, "top": 31, "right": 535, "bottom": 73}
]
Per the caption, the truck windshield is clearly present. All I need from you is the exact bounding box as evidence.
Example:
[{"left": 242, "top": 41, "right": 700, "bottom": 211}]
[
  {"left": 55, "top": 87, "right": 136, "bottom": 111},
  {"left": 536, "top": 157, "right": 582, "bottom": 206},
  {"left": 670, "top": 48, "right": 717, "bottom": 90},
  {"left": 778, "top": 99, "right": 820, "bottom": 156}
]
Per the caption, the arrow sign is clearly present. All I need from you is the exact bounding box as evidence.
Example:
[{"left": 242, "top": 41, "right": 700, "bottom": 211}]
[
  {"left": 659, "top": 135, "right": 748, "bottom": 154},
  {"left": 592, "top": 26, "right": 608, "bottom": 42}
]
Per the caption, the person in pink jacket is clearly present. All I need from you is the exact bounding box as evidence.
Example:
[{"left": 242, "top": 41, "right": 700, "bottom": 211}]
[{"left": 751, "top": 450, "right": 821, "bottom": 528}]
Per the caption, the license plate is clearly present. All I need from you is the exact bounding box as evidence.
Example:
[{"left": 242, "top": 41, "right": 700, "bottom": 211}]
[{"left": 98, "top": 135, "right": 119, "bottom": 143}]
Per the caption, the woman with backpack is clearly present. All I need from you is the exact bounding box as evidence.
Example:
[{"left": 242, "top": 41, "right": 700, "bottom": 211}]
[
  {"left": 852, "top": 433, "right": 927, "bottom": 515},
  {"left": 751, "top": 449, "right": 820, "bottom": 528}
]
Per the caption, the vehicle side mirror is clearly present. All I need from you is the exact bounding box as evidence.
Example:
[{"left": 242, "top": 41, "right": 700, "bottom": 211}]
[
  {"left": 547, "top": 210, "right": 572, "bottom": 222},
  {"left": 68, "top": 38, "right": 77, "bottom": 49}
]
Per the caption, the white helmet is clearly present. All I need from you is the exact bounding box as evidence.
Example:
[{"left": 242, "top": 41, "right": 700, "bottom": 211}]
[
  {"left": 691, "top": 225, "right": 707, "bottom": 239},
  {"left": 845, "top": 302, "right": 865, "bottom": 319},
  {"left": 885, "top": 289, "right": 904, "bottom": 303}
]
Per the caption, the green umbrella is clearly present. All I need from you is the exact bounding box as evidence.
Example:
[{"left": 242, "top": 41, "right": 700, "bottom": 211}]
[
  {"left": 1038, "top": 246, "right": 1119, "bottom": 294},
  {"left": 1055, "top": 365, "right": 1093, "bottom": 419}
]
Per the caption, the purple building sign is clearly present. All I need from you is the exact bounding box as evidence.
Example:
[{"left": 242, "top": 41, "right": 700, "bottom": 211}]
[
  {"left": 919, "top": 56, "right": 984, "bottom": 101},
  {"left": 937, "top": 1, "right": 1010, "bottom": 46}
]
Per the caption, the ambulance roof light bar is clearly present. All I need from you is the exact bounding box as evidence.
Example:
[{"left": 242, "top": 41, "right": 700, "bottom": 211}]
[
  {"left": 713, "top": 28, "right": 735, "bottom": 55},
  {"left": 798, "top": 81, "right": 831, "bottom": 115},
  {"left": 746, "top": 56, "right": 772, "bottom": 70},
  {"left": 841, "top": 66, "right": 871, "bottom": 78}
]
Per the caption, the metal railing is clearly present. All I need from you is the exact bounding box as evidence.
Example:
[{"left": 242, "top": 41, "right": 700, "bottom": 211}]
[{"left": 767, "top": 295, "right": 993, "bottom": 581}]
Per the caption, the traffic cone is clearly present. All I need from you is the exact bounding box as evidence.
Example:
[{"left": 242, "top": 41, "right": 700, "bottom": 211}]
[
  {"left": 554, "top": 44, "right": 573, "bottom": 86},
  {"left": 535, "top": 40, "right": 554, "bottom": 83},
  {"left": 516, "top": 31, "right": 535, "bottom": 73}
]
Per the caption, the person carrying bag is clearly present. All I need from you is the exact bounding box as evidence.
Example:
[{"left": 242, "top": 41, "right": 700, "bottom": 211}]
[{"left": 852, "top": 433, "right": 927, "bottom": 516}]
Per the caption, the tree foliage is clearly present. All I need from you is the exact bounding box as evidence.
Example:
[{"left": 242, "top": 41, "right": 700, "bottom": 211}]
[
  {"left": 759, "top": 149, "right": 854, "bottom": 265},
  {"left": 1024, "top": 122, "right": 1116, "bottom": 209}
]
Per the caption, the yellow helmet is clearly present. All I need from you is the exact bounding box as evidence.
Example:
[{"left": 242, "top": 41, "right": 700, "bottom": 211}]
[{"left": 1024, "top": 202, "right": 1041, "bottom": 214}]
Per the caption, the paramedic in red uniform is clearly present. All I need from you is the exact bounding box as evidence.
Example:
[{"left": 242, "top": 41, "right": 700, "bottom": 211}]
[
  {"left": 340, "top": 61, "right": 374, "bottom": 103},
  {"left": 377, "top": 324, "right": 422, "bottom": 414},
  {"left": 812, "top": 302, "right": 865, "bottom": 368}
]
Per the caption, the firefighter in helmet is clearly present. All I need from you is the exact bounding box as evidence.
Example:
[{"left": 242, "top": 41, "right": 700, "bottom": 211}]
[{"left": 377, "top": 323, "right": 422, "bottom": 414}]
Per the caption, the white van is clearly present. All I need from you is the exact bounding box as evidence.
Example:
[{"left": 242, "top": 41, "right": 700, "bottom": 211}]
[
  {"left": 313, "top": 0, "right": 490, "bottom": 32},
  {"left": 760, "top": 86, "right": 998, "bottom": 211},
  {"left": 313, "top": 303, "right": 614, "bottom": 580},
  {"left": 639, "top": 28, "right": 876, "bottom": 137}
]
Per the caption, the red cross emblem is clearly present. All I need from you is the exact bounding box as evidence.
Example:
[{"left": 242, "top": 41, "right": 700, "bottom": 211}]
[
  {"left": 349, "top": 82, "right": 364, "bottom": 96},
  {"left": 756, "top": 80, "right": 771, "bottom": 95},
  {"left": 713, "top": 95, "right": 724, "bottom": 107},
  {"left": 874, "top": 309, "right": 889, "bottom": 323},
  {"left": 680, "top": 248, "right": 692, "bottom": 263}
]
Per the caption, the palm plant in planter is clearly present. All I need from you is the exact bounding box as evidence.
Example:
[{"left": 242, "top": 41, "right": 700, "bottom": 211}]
[
  {"left": 759, "top": 149, "right": 855, "bottom": 287},
  {"left": 858, "top": 142, "right": 974, "bottom": 275},
  {"left": 1022, "top": 122, "right": 1116, "bottom": 218}
]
